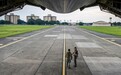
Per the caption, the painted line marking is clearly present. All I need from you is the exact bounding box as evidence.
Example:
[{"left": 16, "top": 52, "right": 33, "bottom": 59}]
[
  {"left": 62, "top": 27, "right": 66, "bottom": 75},
  {"left": 72, "top": 35, "right": 88, "bottom": 39},
  {"left": 105, "top": 38, "right": 121, "bottom": 39},
  {"left": 0, "top": 28, "right": 54, "bottom": 49},
  {"left": 44, "top": 35, "right": 58, "bottom": 37},
  {"left": 78, "top": 28, "right": 121, "bottom": 47},
  {"left": 76, "top": 42, "right": 102, "bottom": 48},
  {"left": 57, "top": 34, "right": 88, "bottom": 39}
]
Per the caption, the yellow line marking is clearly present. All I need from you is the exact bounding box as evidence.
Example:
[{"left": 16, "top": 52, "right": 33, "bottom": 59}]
[
  {"left": 95, "top": 35, "right": 121, "bottom": 47},
  {"left": 62, "top": 27, "right": 66, "bottom": 75},
  {"left": 80, "top": 28, "right": 121, "bottom": 47},
  {"left": 105, "top": 38, "right": 121, "bottom": 39},
  {"left": 0, "top": 28, "right": 54, "bottom": 49}
]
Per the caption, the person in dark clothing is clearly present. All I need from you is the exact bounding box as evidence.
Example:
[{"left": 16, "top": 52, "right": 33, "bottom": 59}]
[
  {"left": 73, "top": 47, "right": 78, "bottom": 67},
  {"left": 66, "top": 49, "right": 72, "bottom": 69}
]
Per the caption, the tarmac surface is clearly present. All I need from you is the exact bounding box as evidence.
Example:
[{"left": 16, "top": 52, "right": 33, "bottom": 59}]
[{"left": 0, "top": 26, "right": 121, "bottom": 75}]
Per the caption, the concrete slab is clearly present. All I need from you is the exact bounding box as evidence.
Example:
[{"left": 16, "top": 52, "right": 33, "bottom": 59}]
[
  {"left": 72, "top": 35, "right": 88, "bottom": 39},
  {"left": 68, "top": 29, "right": 75, "bottom": 32},
  {"left": 6, "top": 37, "right": 23, "bottom": 40},
  {"left": 44, "top": 35, "right": 58, "bottom": 37},
  {"left": 62, "top": 29, "right": 75, "bottom": 32},
  {"left": 76, "top": 42, "right": 102, "bottom": 48},
  {"left": 53, "top": 31, "right": 61, "bottom": 32},
  {"left": 84, "top": 56, "right": 121, "bottom": 75},
  {"left": 57, "top": 34, "right": 64, "bottom": 39},
  {"left": 57, "top": 34, "right": 87, "bottom": 40},
  {"left": 65, "top": 34, "right": 72, "bottom": 39},
  {"left": 57, "top": 34, "right": 72, "bottom": 39},
  {"left": 1, "top": 26, "right": 121, "bottom": 75},
  {"left": 3, "top": 57, "right": 40, "bottom": 64}
]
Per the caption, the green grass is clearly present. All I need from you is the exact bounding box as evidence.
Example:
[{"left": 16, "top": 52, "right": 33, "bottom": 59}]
[
  {"left": 80, "top": 26, "right": 121, "bottom": 37},
  {"left": 0, "top": 25, "right": 53, "bottom": 38}
]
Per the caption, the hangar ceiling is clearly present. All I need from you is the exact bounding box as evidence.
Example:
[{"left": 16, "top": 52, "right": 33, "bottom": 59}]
[{"left": 0, "top": 0, "right": 121, "bottom": 18}]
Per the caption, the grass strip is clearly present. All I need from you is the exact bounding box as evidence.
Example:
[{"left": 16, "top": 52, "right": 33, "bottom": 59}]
[
  {"left": 0, "top": 25, "right": 53, "bottom": 38},
  {"left": 80, "top": 26, "right": 121, "bottom": 37}
]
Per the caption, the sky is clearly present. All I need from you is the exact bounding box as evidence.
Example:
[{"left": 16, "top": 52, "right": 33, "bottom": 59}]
[{"left": 0, "top": 5, "right": 121, "bottom": 23}]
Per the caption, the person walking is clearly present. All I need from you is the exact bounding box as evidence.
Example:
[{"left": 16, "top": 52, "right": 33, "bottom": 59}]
[
  {"left": 73, "top": 47, "right": 78, "bottom": 67},
  {"left": 66, "top": 49, "right": 72, "bottom": 69}
]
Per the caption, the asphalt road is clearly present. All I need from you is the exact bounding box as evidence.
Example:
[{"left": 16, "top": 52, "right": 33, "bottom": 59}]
[{"left": 0, "top": 26, "right": 121, "bottom": 75}]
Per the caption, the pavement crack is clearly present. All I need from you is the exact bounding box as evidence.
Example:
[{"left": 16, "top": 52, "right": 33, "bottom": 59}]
[{"left": 33, "top": 38, "right": 57, "bottom": 75}]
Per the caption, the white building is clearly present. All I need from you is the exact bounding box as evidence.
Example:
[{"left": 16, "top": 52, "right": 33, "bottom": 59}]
[
  {"left": 27, "top": 14, "right": 39, "bottom": 21},
  {"left": 43, "top": 14, "right": 57, "bottom": 21},
  {"left": 92, "top": 21, "right": 111, "bottom": 26},
  {"left": 5, "top": 13, "right": 20, "bottom": 24}
]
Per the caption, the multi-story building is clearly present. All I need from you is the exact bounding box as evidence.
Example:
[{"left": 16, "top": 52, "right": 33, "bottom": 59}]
[
  {"left": 5, "top": 13, "right": 20, "bottom": 24},
  {"left": 43, "top": 14, "right": 57, "bottom": 21},
  {"left": 27, "top": 14, "right": 39, "bottom": 21}
]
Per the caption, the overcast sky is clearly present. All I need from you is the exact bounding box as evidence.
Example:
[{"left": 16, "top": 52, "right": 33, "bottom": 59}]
[{"left": 0, "top": 5, "right": 121, "bottom": 23}]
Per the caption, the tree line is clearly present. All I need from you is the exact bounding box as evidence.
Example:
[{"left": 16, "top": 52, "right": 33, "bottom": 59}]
[
  {"left": 1, "top": 19, "right": 120, "bottom": 26},
  {"left": 0, "top": 19, "right": 69, "bottom": 25}
]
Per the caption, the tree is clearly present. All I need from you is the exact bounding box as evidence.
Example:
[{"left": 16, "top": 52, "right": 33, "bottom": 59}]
[
  {"left": 35, "top": 19, "right": 46, "bottom": 25},
  {"left": 61, "top": 22, "right": 68, "bottom": 25},
  {"left": 48, "top": 21, "right": 57, "bottom": 25},
  {"left": 17, "top": 19, "right": 26, "bottom": 24},
  {"left": 0, "top": 20, "right": 5, "bottom": 24},
  {"left": 26, "top": 19, "right": 61, "bottom": 25},
  {"left": 78, "top": 22, "right": 84, "bottom": 26},
  {"left": 42, "top": 20, "right": 60, "bottom": 25},
  {"left": 0, "top": 20, "right": 12, "bottom": 24},
  {"left": 56, "top": 21, "right": 60, "bottom": 25},
  {"left": 112, "top": 22, "right": 121, "bottom": 26},
  {"left": 27, "top": 19, "right": 36, "bottom": 25}
]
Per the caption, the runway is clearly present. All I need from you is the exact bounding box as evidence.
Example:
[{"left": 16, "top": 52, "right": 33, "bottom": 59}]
[{"left": 0, "top": 26, "right": 121, "bottom": 75}]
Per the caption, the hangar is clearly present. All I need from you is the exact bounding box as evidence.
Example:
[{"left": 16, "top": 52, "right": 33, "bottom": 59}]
[{"left": 92, "top": 21, "right": 111, "bottom": 26}]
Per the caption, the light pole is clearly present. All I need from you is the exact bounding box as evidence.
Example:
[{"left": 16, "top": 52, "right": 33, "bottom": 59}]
[
  {"left": 64, "top": 20, "right": 66, "bottom": 25},
  {"left": 59, "top": 20, "right": 61, "bottom": 25},
  {"left": 77, "top": 20, "right": 79, "bottom": 25},
  {"left": 70, "top": 20, "right": 71, "bottom": 25},
  {"left": 110, "top": 17, "right": 112, "bottom": 26}
]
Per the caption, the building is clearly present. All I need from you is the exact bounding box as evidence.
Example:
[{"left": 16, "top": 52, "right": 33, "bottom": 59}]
[
  {"left": 5, "top": 13, "right": 20, "bottom": 24},
  {"left": 27, "top": 14, "right": 39, "bottom": 21},
  {"left": 92, "top": 21, "right": 111, "bottom": 26},
  {"left": 43, "top": 14, "right": 57, "bottom": 21}
]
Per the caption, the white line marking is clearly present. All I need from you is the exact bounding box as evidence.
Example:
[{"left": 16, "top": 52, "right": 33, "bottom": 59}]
[
  {"left": 76, "top": 42, "right": 102, "bottom": 48},
  {"left": 44, "top": 35, "right": 58, "bottom": 37},
  {"left": 105, "top": 38, "right": 121, "bottom": 39},
  {"left": 0, "top": 28, "right": 54, "bottom": 49},
  {"left": 77, "top": 28, "right": 121, "bottom": 47},
  {"left": 72, "top": 35, "right": 88, "bottom": 39}
]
